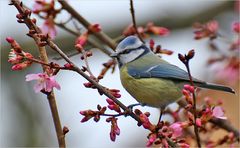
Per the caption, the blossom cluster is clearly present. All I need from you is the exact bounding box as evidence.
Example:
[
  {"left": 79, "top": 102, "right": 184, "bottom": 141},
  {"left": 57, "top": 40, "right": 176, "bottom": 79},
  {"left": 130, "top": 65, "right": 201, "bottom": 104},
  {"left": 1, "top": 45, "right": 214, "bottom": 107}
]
[{"left": 193, "top": 20, "right": 240, "bottom": 84}]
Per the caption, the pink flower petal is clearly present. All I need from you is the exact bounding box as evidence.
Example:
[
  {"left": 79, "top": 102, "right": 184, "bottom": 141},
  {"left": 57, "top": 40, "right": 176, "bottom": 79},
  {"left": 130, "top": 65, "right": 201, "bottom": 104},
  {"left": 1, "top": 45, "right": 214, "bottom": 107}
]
[
  {"left": 34, "top": 82, "right": 45, "bottom": 93},
  {"left": 170, "top": 122, "right": 183, "bottom": 138},
  {"left": 212, "top": 106, "right": 227, "bottom": 120},
  {"left": 25, "top": 73, "right": 41, "bottom": 81}
]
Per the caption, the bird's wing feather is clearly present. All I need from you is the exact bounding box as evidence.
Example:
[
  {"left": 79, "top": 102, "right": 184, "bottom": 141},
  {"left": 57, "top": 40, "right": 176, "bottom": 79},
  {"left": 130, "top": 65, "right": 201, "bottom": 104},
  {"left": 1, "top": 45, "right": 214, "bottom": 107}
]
[{"left": 128, "top": 62, "right": 203, "bottom": 83}]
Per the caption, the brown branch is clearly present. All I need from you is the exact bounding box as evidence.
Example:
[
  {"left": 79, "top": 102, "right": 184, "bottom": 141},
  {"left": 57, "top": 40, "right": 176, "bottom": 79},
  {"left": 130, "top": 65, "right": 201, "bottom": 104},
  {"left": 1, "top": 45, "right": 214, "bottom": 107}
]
[
  {"left": 129, "top": 0, "right": 144, "bottom": 42},
  {"left": 58, "top": 0, "right": 117, "bottom": 50},
  {"left": 11, "top": 0, "right": 66, "bottom": 147},
  {"left": 182, "top": 53, "right": 201, "bottom": 147}
]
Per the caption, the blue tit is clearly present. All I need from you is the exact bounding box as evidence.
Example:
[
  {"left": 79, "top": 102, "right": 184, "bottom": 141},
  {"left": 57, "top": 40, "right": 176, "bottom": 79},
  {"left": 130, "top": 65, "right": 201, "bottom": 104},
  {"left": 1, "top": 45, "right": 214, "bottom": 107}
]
[{"left": 111, "top": 35, "right": 235, "bottom": 109}]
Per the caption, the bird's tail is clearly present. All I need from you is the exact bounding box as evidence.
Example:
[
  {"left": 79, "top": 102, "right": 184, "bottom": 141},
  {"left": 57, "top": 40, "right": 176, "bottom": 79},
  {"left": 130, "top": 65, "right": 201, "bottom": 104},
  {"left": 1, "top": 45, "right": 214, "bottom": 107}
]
[{"left": 197, "top": 83, "right": 235, "bottom": 94}]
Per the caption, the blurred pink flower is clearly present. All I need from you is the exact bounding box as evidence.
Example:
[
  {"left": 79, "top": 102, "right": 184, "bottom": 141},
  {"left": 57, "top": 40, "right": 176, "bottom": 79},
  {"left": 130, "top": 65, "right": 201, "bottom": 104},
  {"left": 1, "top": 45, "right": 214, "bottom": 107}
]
[
  {"left": 75, "top": 32, "right": 89, "bottom": 47},
  {"left": 196, "top": 118, "right": 202, "bottom": 127},
  {"left": 32, "top": 0, "right": 54, "bottom": 14},
  {"left": 147, "top": 22, "right": 170, "bottom": 36},
  {"left": 193, "top": 20, "right": 218, "bottom": 39},
  {"left": 26, "top": 73, "right": 60, "bottom": 93},
  {"left": 169, "top": 122, "right": 183, "bottom": 138},
  {"left": 212, "top": 106, "right": 227, "bottom": 120},
  {"left": 146, "top": 133, "right": 157, "bottom": 147},
  {"left": 216, "top": 65, "right": 239, "bottom": 84},
  {"left": 42, "top": 18, "right": 57, "bottom": 39},
  {"left": 184, "top": 84, "right": 195, "bottom": 93},
  {"left": 232, "top": 22, "right": 240, "bottom": 33}
]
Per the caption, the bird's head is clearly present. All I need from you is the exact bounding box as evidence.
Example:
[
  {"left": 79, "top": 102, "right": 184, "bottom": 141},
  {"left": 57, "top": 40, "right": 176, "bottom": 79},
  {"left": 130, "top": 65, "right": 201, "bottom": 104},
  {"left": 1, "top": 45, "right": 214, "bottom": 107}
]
[{"left": 111, "top": 36, "right": 150, "bottom": 67}]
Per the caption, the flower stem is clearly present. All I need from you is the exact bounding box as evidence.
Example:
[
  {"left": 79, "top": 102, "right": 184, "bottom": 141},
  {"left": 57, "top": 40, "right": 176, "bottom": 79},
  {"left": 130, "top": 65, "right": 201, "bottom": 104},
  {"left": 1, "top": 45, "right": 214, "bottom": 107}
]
[{"left": 185, "top": 61, "right": 201, "bottom": 148}]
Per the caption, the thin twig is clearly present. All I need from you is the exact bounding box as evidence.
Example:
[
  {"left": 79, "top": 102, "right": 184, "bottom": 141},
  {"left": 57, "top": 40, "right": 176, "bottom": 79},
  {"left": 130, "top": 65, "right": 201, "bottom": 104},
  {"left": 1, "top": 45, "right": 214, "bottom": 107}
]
[
  {"left": 25, "top": 57, "right": 68, "bottom": 70},
  {"left": 11, "top": 1, "right": 66, "bottom": 147},
  {"left": 129, "top": 0, "right": 144, "bottom": 42},
  {"left": 82, "top": 49, "right": 95, "bottom": 78},
  {"left": 58, "top": 0, "right": 117, "bottom": 50},
  {"left": 185, "top": 60, "right": 202, "bottom": 147}
]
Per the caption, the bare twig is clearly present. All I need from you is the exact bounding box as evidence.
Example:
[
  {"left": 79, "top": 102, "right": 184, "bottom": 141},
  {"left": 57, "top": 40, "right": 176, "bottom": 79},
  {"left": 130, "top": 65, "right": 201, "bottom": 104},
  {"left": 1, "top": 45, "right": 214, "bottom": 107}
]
[
  {"left": 184, "top": 57, "right": 202, "bottom": 147},
  {"left": 129, "top": 0, "right": 144, "bottom": 42},
  {"left": 58, "top": 0, "right": 117, "bottom": 50}
]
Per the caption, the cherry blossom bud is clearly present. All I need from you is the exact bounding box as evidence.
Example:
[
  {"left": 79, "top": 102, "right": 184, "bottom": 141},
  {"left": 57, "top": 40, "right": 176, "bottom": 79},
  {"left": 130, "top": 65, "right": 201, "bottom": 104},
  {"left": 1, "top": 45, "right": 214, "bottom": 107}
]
[
  {"left": 12, "top": 61, "right": 32, "bottom": 71},
  {"left": 31, "top": 18, "right": 37, "bottom": 24},
  {"left": 64, "top": 63, "right": 74, "bottom": 69},
  {"left": 75, "top": 44, "right": 84, "bottom": 53},
  {"left": 6, "top": 37, "right": 14, "bottom": 43},
  {"left": 196, "top": 118, "right": 202, "bottom": 127},
  {"left": 63, "top": 126, "right": 69, "bottom": 135},
  {"left": 149, "top": 39, "right": 155, "bottom": 50},
  {"left": 147, "top": 22, "right": 169, "bottom": 36},
  {"left": 107, "top": 117, "right": 120, "bottom": 142},
  {"left": 187, "top": 49, "right": 195, "bottom": 59},
  {"left": 83, "top": 82, "right": 93, "bottom": 88},
  {"left": 178, "top": 53, "right": 186, "bottom": 62},
  {"left": 106, "top": 98, "right": 121, "bottom": 113},
  {"left": 146, "top": 133, "right": 157, "bottom": 147},
  {"left": 184, "top": 84, "right": 195, "bottom": 93},
  {"left": 79, "top": 110, "right": 95, "bottom": 123},
  {"left": 232, "top": 22, "right": 240, "bottom": 33},
  {"left": 16, "top": 14, "right": 23, "bottom": 19},
  {"left": 88, "top": 24, "right": 101, "bottom": 33},
  {"left": 134, "top": 109, "right": 153, "bottom": 129},
  {"left": 75, "top": 32, "right": 88, "bottom": 47}
]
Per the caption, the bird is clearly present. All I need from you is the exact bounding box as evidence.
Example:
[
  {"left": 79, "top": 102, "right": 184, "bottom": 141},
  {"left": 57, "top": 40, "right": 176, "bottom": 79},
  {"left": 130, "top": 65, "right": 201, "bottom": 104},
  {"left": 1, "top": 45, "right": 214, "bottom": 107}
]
[{"left": 111, "top": 35, "right": 235, "bottom": 117}]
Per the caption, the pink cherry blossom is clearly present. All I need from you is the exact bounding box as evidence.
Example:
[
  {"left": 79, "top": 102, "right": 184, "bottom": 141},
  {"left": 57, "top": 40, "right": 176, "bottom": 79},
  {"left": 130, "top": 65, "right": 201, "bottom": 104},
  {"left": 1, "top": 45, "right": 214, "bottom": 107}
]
[
  {"left": 212, "top": 106, "right": 227, "bottom": 120},
  {"left": 232, "top": 22, "right": 240, "bottom": 33},
  {"left": 169, "top": 122, "right": 183, "bottom": 138},
  {"left": 42, "top": 18, "right": 57, "bottom": 39},
  {"left": 26, "top": 73, "right": 60, "bottom": 93}
]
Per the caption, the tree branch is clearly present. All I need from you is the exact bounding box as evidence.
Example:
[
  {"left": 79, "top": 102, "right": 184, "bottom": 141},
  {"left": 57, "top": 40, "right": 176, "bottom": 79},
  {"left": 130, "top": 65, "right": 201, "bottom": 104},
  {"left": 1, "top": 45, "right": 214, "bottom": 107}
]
[{"left": 11, "top": 0, "right": 66, "bottom": 147}]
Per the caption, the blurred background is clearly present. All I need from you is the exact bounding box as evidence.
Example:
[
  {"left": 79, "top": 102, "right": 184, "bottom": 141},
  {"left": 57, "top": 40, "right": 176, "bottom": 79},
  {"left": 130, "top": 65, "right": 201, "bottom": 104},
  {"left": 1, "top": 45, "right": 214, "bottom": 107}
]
[{"left": 0, "top": 0, "right": 239, "bottom": 147}]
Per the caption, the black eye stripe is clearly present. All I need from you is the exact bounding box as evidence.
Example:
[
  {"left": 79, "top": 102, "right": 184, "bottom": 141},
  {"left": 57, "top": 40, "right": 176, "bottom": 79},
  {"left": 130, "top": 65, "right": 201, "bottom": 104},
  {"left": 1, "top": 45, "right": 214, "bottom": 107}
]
[{"left": 120, "top": 45, "right": 146, "bottom": 54}]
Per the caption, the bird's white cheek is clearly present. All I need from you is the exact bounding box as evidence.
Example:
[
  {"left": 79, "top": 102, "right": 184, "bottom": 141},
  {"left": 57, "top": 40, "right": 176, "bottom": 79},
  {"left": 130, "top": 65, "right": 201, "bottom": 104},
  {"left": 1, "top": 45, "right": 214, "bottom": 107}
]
[{"left": 119, "top": 49, "right": 145, "bottom": 64}]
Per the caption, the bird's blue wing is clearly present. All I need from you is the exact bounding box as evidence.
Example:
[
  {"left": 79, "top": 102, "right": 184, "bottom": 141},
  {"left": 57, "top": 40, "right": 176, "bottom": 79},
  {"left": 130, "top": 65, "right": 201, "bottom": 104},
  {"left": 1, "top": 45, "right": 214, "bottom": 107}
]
[{"left": 128, "top": 63, "right": 203, "bottom": 83}]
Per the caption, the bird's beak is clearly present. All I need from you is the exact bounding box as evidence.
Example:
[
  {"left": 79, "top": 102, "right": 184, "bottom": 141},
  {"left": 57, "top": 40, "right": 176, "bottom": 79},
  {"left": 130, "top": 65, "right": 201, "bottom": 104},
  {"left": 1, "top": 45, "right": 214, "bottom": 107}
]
[{"left": 110, "top": 52, "right": 118, "bottom": 58}]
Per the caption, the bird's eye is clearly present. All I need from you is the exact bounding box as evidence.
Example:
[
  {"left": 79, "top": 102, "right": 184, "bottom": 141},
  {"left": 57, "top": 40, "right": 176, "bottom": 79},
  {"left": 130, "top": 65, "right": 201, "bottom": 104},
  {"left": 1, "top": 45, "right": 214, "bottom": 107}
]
[{"left": 122, "top": 49, "right": 132, "bottom": 54}]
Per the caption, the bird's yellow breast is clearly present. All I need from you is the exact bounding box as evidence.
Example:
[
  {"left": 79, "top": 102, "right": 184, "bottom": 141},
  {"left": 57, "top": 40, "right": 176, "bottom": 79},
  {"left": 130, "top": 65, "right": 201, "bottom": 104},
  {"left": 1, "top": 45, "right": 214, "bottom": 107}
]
[{"left": 120, "top": 65, "right": 182, "bottom": 108}]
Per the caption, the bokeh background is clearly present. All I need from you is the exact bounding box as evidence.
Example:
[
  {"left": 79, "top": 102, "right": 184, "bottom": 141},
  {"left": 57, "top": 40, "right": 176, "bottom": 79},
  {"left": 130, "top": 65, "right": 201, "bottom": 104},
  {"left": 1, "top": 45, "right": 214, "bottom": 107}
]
[{"left": 1, "top": 0, "right": 239, "bottom": 147}]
